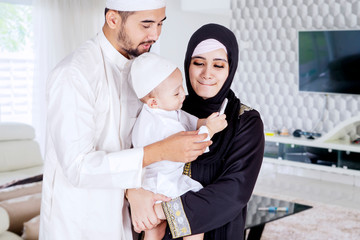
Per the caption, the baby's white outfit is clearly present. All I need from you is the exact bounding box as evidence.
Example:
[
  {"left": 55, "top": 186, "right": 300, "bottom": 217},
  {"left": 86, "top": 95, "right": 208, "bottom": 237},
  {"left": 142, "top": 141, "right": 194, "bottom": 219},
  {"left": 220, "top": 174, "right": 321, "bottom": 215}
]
[{"left": 132, "top": 104, "right": 203, "bottom": 198}]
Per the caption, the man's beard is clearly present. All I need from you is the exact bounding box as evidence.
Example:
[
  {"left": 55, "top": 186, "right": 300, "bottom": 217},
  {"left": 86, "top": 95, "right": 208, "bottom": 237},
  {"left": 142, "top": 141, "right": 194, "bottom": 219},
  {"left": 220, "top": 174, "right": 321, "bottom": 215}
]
[{"left": 117, "top": 29, "right": 155, "bottom": 57}]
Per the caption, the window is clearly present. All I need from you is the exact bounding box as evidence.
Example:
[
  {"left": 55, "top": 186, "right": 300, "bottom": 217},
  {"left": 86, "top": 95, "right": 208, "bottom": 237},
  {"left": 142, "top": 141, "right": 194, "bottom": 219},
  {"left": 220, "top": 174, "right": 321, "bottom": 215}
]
[{"left": 0, "top": 1, "right": 34, "bottom": 124}]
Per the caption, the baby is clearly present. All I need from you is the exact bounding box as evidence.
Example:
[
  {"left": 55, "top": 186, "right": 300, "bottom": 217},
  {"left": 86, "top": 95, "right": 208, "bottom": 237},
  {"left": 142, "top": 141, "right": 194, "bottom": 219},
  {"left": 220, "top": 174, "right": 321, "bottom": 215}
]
[{"left": 131, "top": 52, "right": 227, "bottom": 240}]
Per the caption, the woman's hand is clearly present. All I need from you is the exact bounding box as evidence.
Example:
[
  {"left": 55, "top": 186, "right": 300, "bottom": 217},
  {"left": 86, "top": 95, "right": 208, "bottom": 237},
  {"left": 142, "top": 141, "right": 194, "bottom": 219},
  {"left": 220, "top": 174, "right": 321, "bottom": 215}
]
[
  {"left": 154, "top": 202, "right": 166, "bottom": 220},
  {"left": 126, "top": 188, "right": 170, "bottom": 233}
]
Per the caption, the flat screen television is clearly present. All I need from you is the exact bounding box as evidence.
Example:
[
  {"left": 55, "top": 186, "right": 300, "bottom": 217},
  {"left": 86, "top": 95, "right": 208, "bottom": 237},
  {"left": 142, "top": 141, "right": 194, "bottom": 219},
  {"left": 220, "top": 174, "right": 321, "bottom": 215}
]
[{"left": 298, "top": 30, "right": 360, "bottom": 95}]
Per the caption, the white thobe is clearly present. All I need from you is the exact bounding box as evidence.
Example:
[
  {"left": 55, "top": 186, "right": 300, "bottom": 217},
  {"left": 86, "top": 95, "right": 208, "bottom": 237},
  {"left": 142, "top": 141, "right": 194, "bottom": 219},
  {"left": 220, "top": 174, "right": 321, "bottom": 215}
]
[
  {"left": 39, "top": 31, "right": 143, "bottom": 240},
  {"left": 132, "top": 105, "right": 203, "bottom": 199}
]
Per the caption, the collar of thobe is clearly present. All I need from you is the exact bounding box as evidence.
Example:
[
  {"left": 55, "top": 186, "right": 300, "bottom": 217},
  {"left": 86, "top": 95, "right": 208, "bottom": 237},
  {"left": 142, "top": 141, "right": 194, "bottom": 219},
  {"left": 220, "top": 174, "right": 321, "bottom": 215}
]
[
  {"left": 98, "top": 30, "right": 129, "bottom": 69},
  {"left": 143, "top": 104, "right": 181, "bottom": 121}
]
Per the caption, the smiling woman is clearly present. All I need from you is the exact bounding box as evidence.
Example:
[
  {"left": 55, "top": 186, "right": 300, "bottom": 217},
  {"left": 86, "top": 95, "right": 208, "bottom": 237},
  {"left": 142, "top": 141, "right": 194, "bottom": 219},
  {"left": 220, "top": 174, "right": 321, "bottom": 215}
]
[{"left": 158, "top": 23, "right": 265, "bottom": 240}]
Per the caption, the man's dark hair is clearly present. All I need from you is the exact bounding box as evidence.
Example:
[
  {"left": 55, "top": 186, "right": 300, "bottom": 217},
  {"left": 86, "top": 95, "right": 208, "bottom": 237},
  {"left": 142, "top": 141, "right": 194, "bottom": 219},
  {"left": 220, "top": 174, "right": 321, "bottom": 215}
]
[{"left": 104, "top": 8, "right": 135, "bottom": 23}]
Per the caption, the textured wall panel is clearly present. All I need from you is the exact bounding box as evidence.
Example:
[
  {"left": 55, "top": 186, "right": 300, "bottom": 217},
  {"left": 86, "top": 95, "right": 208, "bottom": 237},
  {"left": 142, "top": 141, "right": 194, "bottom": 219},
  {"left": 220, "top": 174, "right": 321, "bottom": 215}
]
[{"left": 230, "top": 0, "right": 360, "bottom": 134}]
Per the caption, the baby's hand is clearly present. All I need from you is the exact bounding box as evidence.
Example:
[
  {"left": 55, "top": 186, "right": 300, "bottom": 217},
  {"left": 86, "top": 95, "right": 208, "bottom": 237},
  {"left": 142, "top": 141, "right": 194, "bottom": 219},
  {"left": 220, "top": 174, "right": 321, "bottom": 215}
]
[{"left": 206, "top": 112, "right": 227, "bottom": 138}]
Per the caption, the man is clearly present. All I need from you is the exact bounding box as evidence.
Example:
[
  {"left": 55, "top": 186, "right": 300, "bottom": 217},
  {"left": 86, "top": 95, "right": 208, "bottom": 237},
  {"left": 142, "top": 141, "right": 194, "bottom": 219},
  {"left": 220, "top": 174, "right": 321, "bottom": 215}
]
[{"left": 39, "top": 0, "right": 210, "bottom": 239}]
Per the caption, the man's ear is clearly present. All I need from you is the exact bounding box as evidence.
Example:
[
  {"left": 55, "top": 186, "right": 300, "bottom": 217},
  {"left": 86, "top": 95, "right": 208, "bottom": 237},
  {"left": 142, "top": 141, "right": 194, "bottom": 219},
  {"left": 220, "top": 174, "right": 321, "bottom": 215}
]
[
  {"left": 146, "top": 98, "right": 158, "bottom": 108},
  {"left": 105, "top": 10, "right": 121, "bottom": 29}
]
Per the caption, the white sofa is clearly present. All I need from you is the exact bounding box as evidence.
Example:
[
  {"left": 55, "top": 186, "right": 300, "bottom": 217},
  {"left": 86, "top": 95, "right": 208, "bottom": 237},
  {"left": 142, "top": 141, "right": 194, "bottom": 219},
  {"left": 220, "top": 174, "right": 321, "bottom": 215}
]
[
  {"left": 0, "top": 122, "right": 43, "bottom": 186},
  {"left": 0, "top": 122, "right": 43, "bottom": 239}
]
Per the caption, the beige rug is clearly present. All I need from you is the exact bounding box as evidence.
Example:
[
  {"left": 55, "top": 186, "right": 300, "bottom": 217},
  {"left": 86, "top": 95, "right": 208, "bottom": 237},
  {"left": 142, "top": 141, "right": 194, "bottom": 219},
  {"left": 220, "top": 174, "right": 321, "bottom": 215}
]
[{"left": 255, "top": 193, "right": 360, "bottom": 240}]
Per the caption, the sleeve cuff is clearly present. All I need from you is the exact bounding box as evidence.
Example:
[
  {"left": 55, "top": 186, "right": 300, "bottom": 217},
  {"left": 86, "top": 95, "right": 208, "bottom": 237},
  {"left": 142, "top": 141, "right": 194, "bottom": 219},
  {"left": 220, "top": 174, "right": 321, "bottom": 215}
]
[
  {"left": 198, "top": 126, "right": 210, "bottom": 153},
  {"left": 161, "top": 197, "right": 191, "bottom": 238},
  {"left": 108, "top": 147, "right": 144, "bottom": 188}
]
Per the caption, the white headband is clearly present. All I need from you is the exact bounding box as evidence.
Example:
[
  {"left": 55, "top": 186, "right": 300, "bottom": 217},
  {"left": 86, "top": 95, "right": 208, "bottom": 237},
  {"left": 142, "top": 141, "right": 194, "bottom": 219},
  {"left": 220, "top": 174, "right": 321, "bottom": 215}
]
[
  {"left": 131, "top": 52, "right": 178, "bottom": 99},
  {"left": 192, "top": 39, "right": 227, "bottom": 57},
  {"left": 106, "top": 0, "right": 166, "bottom": 11}
]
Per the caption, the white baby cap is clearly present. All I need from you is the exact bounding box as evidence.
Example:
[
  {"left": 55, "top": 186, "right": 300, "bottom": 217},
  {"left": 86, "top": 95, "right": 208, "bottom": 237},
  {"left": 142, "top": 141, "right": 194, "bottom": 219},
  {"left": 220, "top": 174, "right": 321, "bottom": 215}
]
[
  {"left": 106, "top": 0, "right": 166, "bottom": 11},
  {"left": 131, "top": 52, "right": 177, "bottom": 99}
]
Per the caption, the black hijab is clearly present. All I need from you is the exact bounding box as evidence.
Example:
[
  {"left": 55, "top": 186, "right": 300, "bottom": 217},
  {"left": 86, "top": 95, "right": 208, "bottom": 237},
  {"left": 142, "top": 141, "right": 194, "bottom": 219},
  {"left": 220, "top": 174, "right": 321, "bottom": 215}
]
[{"left": 182, "top": 23, "right": 241, "bottom": 165}]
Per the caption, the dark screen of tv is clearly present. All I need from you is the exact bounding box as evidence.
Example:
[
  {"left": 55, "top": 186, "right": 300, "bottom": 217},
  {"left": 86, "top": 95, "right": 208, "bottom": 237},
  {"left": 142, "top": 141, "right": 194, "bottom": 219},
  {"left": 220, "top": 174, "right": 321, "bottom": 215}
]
[{"left": 299, "top": 30, "right": 360, "bottom": 95}]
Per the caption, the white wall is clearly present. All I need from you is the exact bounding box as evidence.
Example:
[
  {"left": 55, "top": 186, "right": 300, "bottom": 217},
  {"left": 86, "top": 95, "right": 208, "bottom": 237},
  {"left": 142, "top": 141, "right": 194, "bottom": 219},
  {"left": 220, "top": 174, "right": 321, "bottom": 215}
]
[
  {"left": 162, "top": 0, "right": 360, "bottom": 135},
  {"left": 229, "top": 0, "right": 360, "bottom": 134}
]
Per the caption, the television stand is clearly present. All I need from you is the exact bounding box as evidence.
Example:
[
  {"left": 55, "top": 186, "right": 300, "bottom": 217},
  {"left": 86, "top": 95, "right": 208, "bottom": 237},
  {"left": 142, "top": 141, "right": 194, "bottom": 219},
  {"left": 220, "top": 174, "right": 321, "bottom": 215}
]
[{"left": 265, "top": 123, "right": 360, "bottom": 171}]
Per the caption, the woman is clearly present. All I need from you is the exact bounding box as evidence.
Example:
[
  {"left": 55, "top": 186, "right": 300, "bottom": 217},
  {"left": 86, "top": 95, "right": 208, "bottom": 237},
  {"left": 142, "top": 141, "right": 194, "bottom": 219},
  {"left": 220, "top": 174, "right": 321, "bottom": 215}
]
[{"left": 160, "top": 23, "right": 265, "bottom": 239}]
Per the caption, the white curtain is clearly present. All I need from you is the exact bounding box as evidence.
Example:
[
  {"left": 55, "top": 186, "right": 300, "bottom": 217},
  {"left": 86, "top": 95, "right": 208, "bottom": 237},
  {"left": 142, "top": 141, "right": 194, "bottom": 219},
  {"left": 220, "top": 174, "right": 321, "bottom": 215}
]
[{"left": 32, "top": 0, "right": 106, "bottom": 154}]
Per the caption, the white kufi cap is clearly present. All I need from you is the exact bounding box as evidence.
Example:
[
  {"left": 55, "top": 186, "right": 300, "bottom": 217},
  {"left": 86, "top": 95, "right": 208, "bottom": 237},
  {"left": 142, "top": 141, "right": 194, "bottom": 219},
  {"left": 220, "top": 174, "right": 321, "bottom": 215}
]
[
  {"left": 131, "top": 52, "right": 177, "bottom": 99},
  {"left": 106, "top": 0, "right": 166, "bottom": 11}
]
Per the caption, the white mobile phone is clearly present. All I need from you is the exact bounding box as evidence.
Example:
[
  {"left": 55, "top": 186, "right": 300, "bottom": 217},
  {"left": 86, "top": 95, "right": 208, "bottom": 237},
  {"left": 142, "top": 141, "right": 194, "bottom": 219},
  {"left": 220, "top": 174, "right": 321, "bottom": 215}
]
[{"left": 219, "top": 98, "right": 228, "bottom": 115}]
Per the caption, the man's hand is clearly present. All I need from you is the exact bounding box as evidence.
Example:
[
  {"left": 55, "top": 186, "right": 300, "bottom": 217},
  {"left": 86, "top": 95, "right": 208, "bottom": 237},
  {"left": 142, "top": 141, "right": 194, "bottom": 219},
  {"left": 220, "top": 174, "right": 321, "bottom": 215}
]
[
  {"left": 143, "top": 131, "right": 212, "bottom": 167},
  {"left": 126, "top": 188, "right": 170, "bottom": 233}
]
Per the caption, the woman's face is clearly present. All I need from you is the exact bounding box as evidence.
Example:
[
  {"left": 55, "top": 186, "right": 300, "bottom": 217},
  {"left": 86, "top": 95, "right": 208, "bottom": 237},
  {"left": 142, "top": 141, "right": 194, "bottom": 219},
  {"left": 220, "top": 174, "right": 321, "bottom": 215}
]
[{"left": 189, "top": 48, "right": 229, "bottom": 99}]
